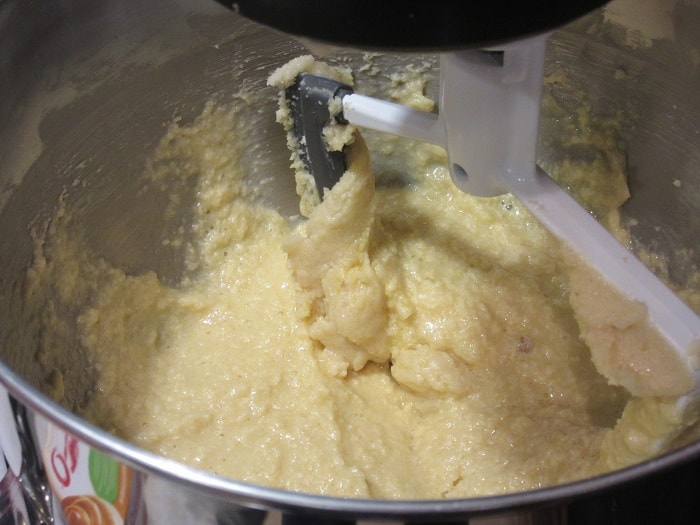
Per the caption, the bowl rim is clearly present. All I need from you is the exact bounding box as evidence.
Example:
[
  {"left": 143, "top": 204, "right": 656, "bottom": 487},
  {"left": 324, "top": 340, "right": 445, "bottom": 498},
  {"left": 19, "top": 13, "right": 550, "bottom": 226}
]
[{"left": 3, "top": 359, "right": 700, "bottom": 519}]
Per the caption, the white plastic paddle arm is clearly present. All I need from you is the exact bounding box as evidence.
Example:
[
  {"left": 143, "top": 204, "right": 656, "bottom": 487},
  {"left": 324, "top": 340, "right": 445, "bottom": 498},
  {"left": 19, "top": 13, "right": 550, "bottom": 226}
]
[
  {"left": 512, "top": 168, "right": 700, "bottom": 370},
  {"left": 442, "top": 34, "right": 700, "bottom": 390},
  {"left": 342, "top": 94, "right": 446, "bottom": 147}
]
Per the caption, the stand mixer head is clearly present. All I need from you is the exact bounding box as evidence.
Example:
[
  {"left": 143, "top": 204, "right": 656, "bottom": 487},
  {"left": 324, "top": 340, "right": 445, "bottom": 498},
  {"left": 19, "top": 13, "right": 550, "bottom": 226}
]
[{"left": 214, "top": 0, "right": 610, "bottom": 50}]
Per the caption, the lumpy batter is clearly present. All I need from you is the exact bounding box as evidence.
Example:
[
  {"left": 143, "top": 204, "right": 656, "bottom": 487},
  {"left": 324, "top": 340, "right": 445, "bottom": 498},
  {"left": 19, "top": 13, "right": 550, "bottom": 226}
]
[{"left": 24, "top": 58, "right": 699, "bottom": 498}]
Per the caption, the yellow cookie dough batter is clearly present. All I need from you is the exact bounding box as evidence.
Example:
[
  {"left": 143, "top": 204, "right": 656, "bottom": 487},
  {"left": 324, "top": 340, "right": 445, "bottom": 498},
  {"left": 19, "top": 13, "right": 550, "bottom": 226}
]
[{"left": 24, "top": 58, "right": 699, "bottom": 499}]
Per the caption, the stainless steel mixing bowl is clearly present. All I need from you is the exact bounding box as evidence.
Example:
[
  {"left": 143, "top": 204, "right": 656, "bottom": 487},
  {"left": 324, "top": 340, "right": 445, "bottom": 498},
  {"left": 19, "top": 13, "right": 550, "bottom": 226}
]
[{"left": 1, "top": 0, "right": 699, "bottom": 523}]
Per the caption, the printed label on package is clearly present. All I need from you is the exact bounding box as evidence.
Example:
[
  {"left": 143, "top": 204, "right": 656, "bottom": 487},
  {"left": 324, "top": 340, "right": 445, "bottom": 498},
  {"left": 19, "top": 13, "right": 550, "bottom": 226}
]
[{"left": 39, "top": 423, "right": 134, "bottom": 525}]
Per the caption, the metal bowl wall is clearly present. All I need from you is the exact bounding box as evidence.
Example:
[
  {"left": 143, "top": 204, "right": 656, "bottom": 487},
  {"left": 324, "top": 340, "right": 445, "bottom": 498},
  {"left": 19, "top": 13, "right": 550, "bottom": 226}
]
[{"left": 0, "top": 0, "right": 699, "bottom": 523}]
